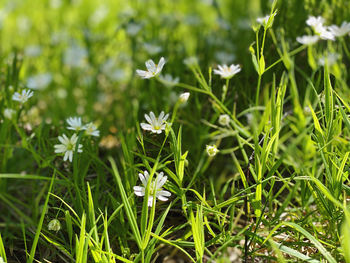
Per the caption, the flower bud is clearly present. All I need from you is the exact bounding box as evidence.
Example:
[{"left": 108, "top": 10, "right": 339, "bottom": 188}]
[
  {"left": 206, "top": 145, "right": 219, "bottom": 157},
  {"left": 48, "top": 219, "right": 61, "bottom": 231}
]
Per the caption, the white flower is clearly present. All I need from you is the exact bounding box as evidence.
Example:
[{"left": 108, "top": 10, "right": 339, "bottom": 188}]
[
  {"left": 159, "top": 74, "right": 179, "bottom": 87},
  {"left": 306, "top": 16, "right": 325, "bottom": 28},
  {"left": 328, "top": 22, "right": 350, "bottom": 37},
  {"left": 318, "top": 53, "right": 340, "bottom": 66},
  {"left": 306, "top": 16, "right": 335, "bottom": 41},
  {"left": 4, "top": 108, "right": 16, "bottom": 120},
  {"left": 296, "top": 35, "right": 319, "bottom": 45},
  {"left": 218, "top": 114, "right": 230, "bottom": 126},
  {"left": 66, "top": 117, "right": 83, "bottom": 131},
  {"left": 141, "top": 111, "right": 169, "bottom": 134},
  {"left": 256, "top": 12, "right": 276, "bottom": 28},
  {"left": 179, "top": 92, "right": 190, "bottom": 103},
  {"left": 12, "top": 89, "right": 34, "bottom": 103},
  {"left": 24, "top": 45, "right": 42, "bottom": 57},
  {"left": 48, "top": 219, "right": 61, "bottom": 231},
  {"left": 214, "top": 64, "right": 241, "bottom": 79},
  {"left": 27, "top": 73, "right": 52, "bottom": 90},
  {"left": 64, "top": 45, "right": 87, "bottom": 68},
  {"left": 136, "top": 57, "right": 166, "bottom": 79},
  {"left": 143, "top": 43, "right": 162, "bottom": 55},
  {"left": 133, "top": 170, "right": 171, "bottom": 207},
  {"left": 83, "top": 122, "right": 100, "bottom": 137},
  {"left": 183, "top": 56, "right": 198, "bottom": 67},
  {"left": 126, "top": 23, "right": 142, "bottom": 36},
  {"left": 0, "top": 256, "right": 5, "bottom": 263},
  {"left": 206, "top": 145, "right": 219, "bottom": 157},
  {"left": 54, "top": 133, "right": 83, "bottom": 162}
]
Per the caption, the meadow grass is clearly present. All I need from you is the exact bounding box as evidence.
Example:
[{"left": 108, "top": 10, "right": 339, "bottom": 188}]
[{"left": 0, "top": 0, "right": 350, "bottom": 262}]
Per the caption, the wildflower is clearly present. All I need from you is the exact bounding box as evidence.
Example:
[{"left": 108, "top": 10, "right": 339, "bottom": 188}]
[
  {"left": 66, "top": 117, "right": 83, "bottom": 131},
  {"left": 141, "top": 111, "right": 169, "bottom": 134},
  {"left": 328, "top": 22, "right": 350, "bottom": 37},
  {"left": 136, "top": 57, "right": 166, "bottom": 79},
  {"left": 24, "top": 45, "right": 42, "bottom": 57},
  {"left": 306, "top": 16, "right": 334, "bottom": 41},
  {"left": 256, "top": 12, "right": 276, "bottom": 28},
  {"left": 83, "top": 122, "right": 100, "bottom": 137},
  {"left": 0, "top": 256, "right": 5, "bottom": 263},
  {"left": 183, "top": 56, "right": 198, "bottom": 67},
  {"left": 4, "top": 108, "right": 16, "bottom": 120},
  {"left": 318, "top": 53, "right": 340, "bottom": 66},
  {"left": 64, "top": 44, "right": 87, "bottom": 68},
  {"left": 143, "top": 43, "right": 162, "bottom": 55},
  {"left": 206, "top": 145, "right": 219, "bottom": 157},
  {"left": 27, "top": 73, "right": 52, "bottom": 90},
  {"left": 218, "top": 114, "right": 230, "bottom": 126},
  {"left": 126, "top": 23, "right": 142, "bottom": 36},
  {"left": 12, "top": 89, "right": 34, "bottom": 104},
  {"left": 306, "top": 16, "right": 325, "bottom": 28},
  {"left": 296, "top": 35, "right": 319, "bottom": 45},
  {"left": 48, "top": 219, "right": 61, "bottom": 231},
  {"left": 159, "top": 74, "right": 179, "bottom": 87},
  {"left": 179, "top": 92, "right": 190, "bottom": 103},
  {"left": 214, "top": 64, "right": 241, "bottom": 79},
  {"left": 54, "top": 133, "right": 83, "bottom": 162},
  {"left": 133, "top": 170, "right": 171, "bottom": 207}
]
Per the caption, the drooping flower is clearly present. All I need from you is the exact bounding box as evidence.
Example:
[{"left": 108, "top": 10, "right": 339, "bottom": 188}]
[
  {"left": 141, "top": 111, "right": 169, "bottom": 134},
  {"left": 296, "top": 35, "right": 319, "bottom": 45},
  {"left": 206, "top": 145, "right": 219, "bottom": 157},
  {"left": 48, "top": 219, "right": 61, "bottom": 231},
  {"left": 133, "top": 170, "right": 171, "bottom": 207},
  {"left": 54, "top": 133, "right": 83, "bottom": 162},
  {"left": 318, "top": 52, "right": 340, "bottom": 66},
  {"left": 12, "top": 89, "right": 34, "bottom": 104},
  {"left": 66, "top": 117, "right": 83, "bottom": 131},
  {"left": 136, "top": 57, "right": 166, "bottom": 79},
  {"left": 328, "top": 21, "right": 350, "bottom": 37},
  {"left": 214, "top": 64, "right": 241, "bottom": 79},
  {"left": 83, "top": 122, "right": 100, "bottom": 137},
  {"left": 218, "top": 114, "right": 230, "bottom": 126},
  {"left": 179, "top": 92, "right": 190, "bottom": 103}
]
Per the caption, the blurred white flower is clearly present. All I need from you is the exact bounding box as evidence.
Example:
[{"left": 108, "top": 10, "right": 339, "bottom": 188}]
[
  {"left": 214, "top": 64, "right": 241, "bottom": 79},
  {"left": 27, "top": 73, "right": 52, "bottom": 90},
  {"left": 101, "top": 59, "right": 126, "bottom": 81},
  {"left": 218, "top": 114, "right": 230, "bottom": 126},
  {"left": 206, "top": 145, "right": 219, "bottom": 157},
  {"left": 89, "top": 5, "right": 109, "bottom": 25},
  {"left": 4, "top": 108, "right": 16, "bottom": 120},
  {"left": 0, "top": 256, "right": 5, "bottom": 263},
  {"left": 328, "top": 22, "right": 350, "bottom": 37},
  {"left": 64, "top": 45, "right": 87, "bottom": 68},
  {"left": 179, "top": 92, "right": 190, "bottom": 103},
  {"left": 306, "top": 16, "right": 325, "bottom": 28},
  {"left": 215, "top": 51, "right": 236, "bottom": 64},
  {"left": 159, "top": 74, "right": 179, "bottom": 87},
  {"left": 141, "top": 111, "right": 169, "bottom": 134},
  {"left": 126, "top": 23, "right": 142, "bottom": 36},
  {"left": 133, "top": 170, "right": 171, "bottom": 207},
  {"left": 143, "top": 43, "right": 162, "bottom": 55},
  {"left": 318, "top": 53, "right": 340, "bottom": 66},
  {"left": 17, "top": 16, "right": 31, "bottom": 33},
  {"left": 54, "top": 133, "right": 83, "bottom": 162},
  {"left": 136, "top": 57, "right": 165, "bottom": 79},
  {"left": 83, "top": 122, "right": 100, "bottom": 137},
  {"left": 66, "top": 117, "right": 83, "bottom": 131},
  {"left": 296, "top": 35, "right": 319, "bottom": 45},
  {"left": 256, "top": 12, "right": 276, "bottom": 28},
  {"left": 48, "top": 219, "right": 61, "bottom": 231},
  {"left": 12, "top": 89, "right": 34, "bottom": 104},
  {"left": 24, "top": 45, "right": 42, "bottom": 57},
  {"left": 183, "top": 56, "right": 198, "bottom": 67},
  {"left": 50, "top": 0, "right": 62, "bottom": 9},
  {"left": 306, "top": 16, "right": 335, "bottom": 41}
]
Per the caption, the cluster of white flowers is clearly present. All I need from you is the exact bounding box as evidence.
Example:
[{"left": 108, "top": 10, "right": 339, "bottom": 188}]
[
  {"left": 133, "top": 170, "right": 171, "bottom": 207},
  {"left": 54, "top": 116, "right": 99, "bottom": 162},
  {"left": 66, "top": 117, "right": 100, "bottom": 137},
  {"left": 297, "top": 16, "right": 350, "bottom": 45}
]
